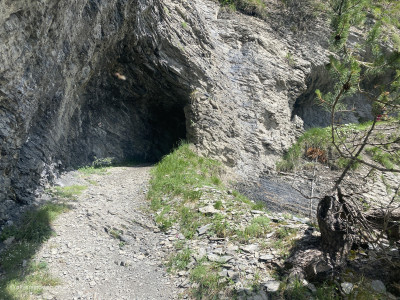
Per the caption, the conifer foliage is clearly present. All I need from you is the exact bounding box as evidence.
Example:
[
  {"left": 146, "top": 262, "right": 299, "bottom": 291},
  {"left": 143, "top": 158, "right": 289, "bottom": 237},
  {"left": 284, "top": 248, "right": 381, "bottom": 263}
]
[{"left": 315, "top": 0, "right": 400, "bottom": 268}]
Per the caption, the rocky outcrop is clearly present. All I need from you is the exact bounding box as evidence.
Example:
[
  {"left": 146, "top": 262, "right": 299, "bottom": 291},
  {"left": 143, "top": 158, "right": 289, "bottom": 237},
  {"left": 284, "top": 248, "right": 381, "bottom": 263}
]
[{"left": 1, "top": 0, "right": 335, "bottom": 221}]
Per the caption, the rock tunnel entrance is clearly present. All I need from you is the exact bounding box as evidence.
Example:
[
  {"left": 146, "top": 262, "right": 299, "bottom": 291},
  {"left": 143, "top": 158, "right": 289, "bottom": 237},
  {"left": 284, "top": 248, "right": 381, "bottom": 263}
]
[
  {"left": 69, "top": 47, "right": 193, "bottom": 167},
  {"left": 73, "top": 80, "right": 189, "bottom": 166}
]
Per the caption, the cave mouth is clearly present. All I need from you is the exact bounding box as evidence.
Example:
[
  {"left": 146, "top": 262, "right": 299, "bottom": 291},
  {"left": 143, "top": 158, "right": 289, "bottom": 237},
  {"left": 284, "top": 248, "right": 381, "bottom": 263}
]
[
  {"left": 71, "top": 70, "right": 191, "bottom": 167},
  {"left": 291, "top": 64, "right": 381, "bottom": 129},
  {"left": 64, "top": 35, "right": 200, "bottom": 168}
]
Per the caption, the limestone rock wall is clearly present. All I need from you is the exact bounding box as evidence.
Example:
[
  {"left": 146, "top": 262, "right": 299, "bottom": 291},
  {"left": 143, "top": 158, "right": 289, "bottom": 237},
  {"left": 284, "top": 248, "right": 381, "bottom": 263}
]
[{"left": 0, "top": 0, "right": 332, "bottom": 222}]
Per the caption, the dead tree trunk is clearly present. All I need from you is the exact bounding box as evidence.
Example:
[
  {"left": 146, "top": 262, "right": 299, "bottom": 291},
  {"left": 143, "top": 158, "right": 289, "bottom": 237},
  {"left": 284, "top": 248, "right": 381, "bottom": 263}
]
[{"left": 317, "top": 193, "right": 354, "bottom": 267}]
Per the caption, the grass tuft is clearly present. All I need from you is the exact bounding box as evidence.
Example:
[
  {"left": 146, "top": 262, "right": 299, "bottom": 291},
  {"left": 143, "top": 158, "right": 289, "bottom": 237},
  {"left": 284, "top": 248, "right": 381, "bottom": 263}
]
[
  {"left": 52, "top": 185, "right": 87, "bottom": 199},
  {"left": 167, "top": 248, "right": 192, "bottom": 272},
  {"left": 190, "top": 262, "right": 226, "bottom": 299}
]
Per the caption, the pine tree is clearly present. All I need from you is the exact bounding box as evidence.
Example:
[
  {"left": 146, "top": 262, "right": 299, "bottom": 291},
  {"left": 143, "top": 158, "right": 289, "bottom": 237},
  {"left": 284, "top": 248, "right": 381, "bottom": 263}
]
[{"left": 315, "top": 0, "right": 400, "bottom": 268}]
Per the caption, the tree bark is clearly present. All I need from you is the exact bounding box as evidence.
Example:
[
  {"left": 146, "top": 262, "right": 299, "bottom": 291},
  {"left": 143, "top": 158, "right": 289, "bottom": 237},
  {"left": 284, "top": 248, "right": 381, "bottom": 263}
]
[{"left": 317, "top": 193, "right": 353, "bottom": 267}]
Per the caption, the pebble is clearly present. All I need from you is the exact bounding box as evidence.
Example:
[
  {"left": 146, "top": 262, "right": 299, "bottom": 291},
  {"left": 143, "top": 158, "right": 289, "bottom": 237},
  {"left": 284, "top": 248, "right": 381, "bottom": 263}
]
[
  {"left": 259, "top": 254, "right": 274, "bottom": 261},
  {"left": 3, "top": 236, "right": 15, "bottom": 245},
  {"left": 341, "top": 282, "right": 353, "bottom": 294},
  {"left": 198, "top": 205, "right": 219, "bottom": 215},
  {"left": 207, "top": 253, "right": 233, "bottom": 263},
  {"left": 371, "top": 280, "right": 386, "bottom": 293},
  {"left": 197, "top": 224, "right": 212, "bottom": 235},
  {"left": 264, "top": 280, "right": 280, "bottom": 292},
  {"left": 241, "top": 244, "right": 259, "bottom": 253}
]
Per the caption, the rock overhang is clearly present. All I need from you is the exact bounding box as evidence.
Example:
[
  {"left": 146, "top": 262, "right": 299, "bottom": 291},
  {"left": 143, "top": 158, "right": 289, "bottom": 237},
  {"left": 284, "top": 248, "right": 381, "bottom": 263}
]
[{"left": 0, "top": 0, "right": 334, "bottom": 214}]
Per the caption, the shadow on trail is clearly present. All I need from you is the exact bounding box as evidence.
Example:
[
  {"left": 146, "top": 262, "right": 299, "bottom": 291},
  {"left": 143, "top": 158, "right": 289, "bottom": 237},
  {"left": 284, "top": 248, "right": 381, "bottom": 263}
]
[{"left": 0, "top": 202, "right": 70, "bottom": 300}]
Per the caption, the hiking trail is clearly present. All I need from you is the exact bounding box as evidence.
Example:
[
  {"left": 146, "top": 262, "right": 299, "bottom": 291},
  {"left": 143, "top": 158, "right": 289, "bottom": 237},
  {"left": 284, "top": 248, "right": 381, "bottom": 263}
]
[{"left": 34, "top": 166, "right": 180, "bottom": 300}]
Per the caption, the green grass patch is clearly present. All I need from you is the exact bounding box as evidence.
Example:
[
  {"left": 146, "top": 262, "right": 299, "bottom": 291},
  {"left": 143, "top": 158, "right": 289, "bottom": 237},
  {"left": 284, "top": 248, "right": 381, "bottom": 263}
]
[
  {"left": 78, "top": 166, "right": 108, "bottom": 176},
  {"left": 366, "top": 146, "right": 400, "bottom": 170},
  {"left": 190, "top": 262, "right": 227, "bottom": 299},
  {"left": 148, "top": 143, "right": 222, "bottom": 203},
  {"left": 0, "top": 203, "right": 68, "bottom": 299},
  {"left": 251, "top": 201, "right": 267, "bottom": 211},
  {"left": 155, "top": 206, "right": 175, "bottom": 232},
  {"left": 167, "top": 248, "right": 192, "bottom": 272},
  {"left": 272, "top": 226, "right": 299, "bottom": 257},
  {"left": 232, "top": 190, "right": 253, "bottom": 205},
  {"left": 148, "top": 143, "right": 223, "bottom": 232},
  {"left": 52, "top": 185, "right": 87, "bottom": 199},
  {"left": 179, "top": 207, "right": 203, "bottom": 239},
  {"left": 281, "top": 279, "right": 309, "bottom": 300},
  {"left": 212, "top": 214, "right": 231, "bottom": 238},
  {"left": 276, "top": 121, "right": 389, "bottom": 172},
  {"left": 277, "top": 127, "right": 331, "bottom": 171},
  {"left": 148, "top": 143, "right": 278, "bottom": 297},
  {"left": 275, "top": 226, "right": 297, "bottom": 239},
  {"left": 236, "top": 216, "right": 271, "bottom": 242},
  {"left": 213, "top": 200, "right": 223, "bottom": 210}
]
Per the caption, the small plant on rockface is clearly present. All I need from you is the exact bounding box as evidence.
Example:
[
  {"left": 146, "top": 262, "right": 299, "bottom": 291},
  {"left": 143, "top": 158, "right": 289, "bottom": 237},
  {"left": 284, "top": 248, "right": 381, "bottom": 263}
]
[
  {"left": 92, "top": 157, "right": 114, "bottom": 168},
  {"left": 285, "top": 52, "right": 295, "bottom": 66},
  {"left": 276, "top": 127, "right": 332, "bottom": 171},
  {"left": 78, "top": 166, "right": 108, "bottom": 175},
  {"left": 78, "top": 157, "right": 114, "bottom": 176},
  {"left": 366, "top": 146, "right": 400, "bottom": 170},
  {"left": 276, "top": 122, "right": 387, "bottom": 171}
]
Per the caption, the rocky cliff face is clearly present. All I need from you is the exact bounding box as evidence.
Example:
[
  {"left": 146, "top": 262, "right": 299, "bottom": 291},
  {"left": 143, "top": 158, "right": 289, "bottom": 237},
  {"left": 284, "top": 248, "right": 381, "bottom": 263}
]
[{"left": 0, "top": 0, "right": 362, "bottom": 222}]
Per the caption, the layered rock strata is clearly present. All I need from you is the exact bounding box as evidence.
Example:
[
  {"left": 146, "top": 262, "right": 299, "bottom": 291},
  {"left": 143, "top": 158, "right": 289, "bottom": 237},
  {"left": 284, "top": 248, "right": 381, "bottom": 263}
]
[{"left": 5, "top": 0, "right": 376, "bottom": 226}]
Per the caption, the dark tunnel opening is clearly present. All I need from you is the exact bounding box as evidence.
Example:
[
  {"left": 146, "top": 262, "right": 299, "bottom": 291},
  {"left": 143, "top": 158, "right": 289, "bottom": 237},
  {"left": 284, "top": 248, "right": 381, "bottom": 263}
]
[
  {"left": 69, "top": 60, "right": 191, "bottom": 168},
  {"left": 146, "top": 101, "right": 188, "bottom": 162}
]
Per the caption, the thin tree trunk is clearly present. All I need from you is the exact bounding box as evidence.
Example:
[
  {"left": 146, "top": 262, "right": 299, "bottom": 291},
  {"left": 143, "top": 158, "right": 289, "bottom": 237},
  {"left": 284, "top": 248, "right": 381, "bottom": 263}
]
[{"left": 317, "top": 192, "right": 353, "bottom": 267}]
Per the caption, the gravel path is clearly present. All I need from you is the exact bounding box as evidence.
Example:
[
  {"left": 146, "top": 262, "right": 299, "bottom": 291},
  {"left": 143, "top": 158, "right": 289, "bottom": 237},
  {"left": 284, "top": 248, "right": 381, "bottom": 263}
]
[{"left": 34, "top": 166, "right": 180, "bottom": 300}]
